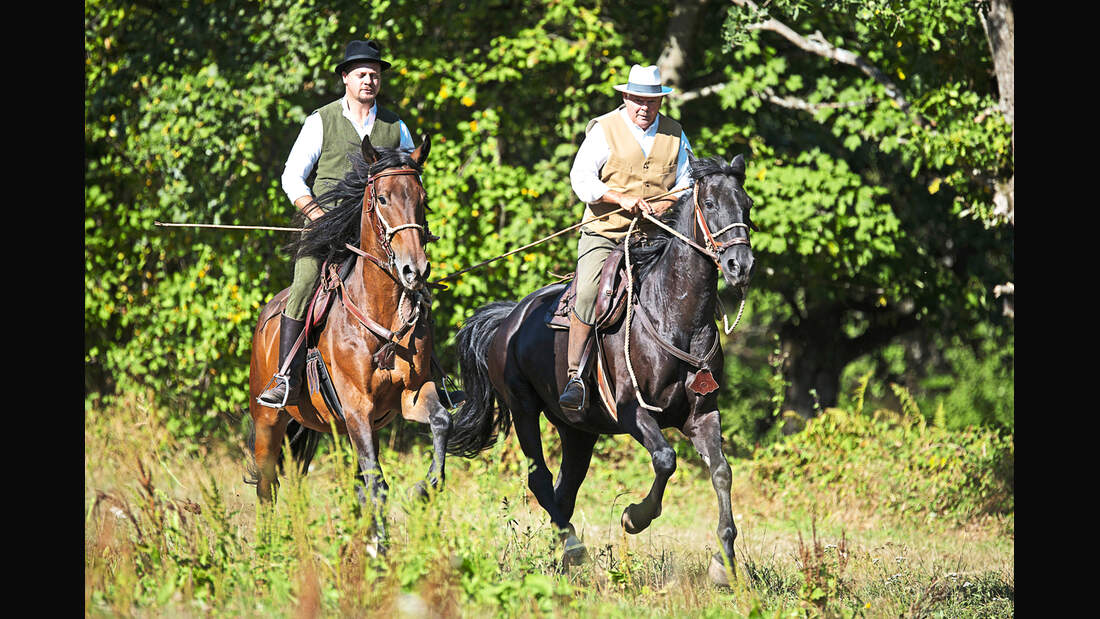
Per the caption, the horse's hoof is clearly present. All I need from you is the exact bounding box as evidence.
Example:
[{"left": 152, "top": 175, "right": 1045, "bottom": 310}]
[
  {"left": 708, "top": 552, "right": 734, "bottom": 587},
  {"left": 409, "top": 480, "right": 432, "bottom": 503},
  {"left": 621, "top": 503, "right": 650, "bottom": 534},
  {"left": 561, "top": 534, "right": 588, "bottom": 568}
]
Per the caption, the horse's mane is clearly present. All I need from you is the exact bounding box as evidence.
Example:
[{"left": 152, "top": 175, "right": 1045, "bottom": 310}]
[
  {"left": 288, "top": 146, "right": 424, "bottom": 264},
  {"left": 626, "top": 155, "right": 741, "bottom": 283}
]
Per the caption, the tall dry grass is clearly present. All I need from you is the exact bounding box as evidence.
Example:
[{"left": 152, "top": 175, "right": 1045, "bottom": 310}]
[{"left": 86, "top": 390, "right": 1012, "bottom": 617}]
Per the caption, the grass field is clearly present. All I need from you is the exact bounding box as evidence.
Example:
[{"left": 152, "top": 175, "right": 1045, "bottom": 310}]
[{"left": 85, "top": 391, "right": 1013, "bottom": 617}]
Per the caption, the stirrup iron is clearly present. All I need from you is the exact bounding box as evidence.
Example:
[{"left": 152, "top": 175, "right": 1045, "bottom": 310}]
[{"left": 257, "top": 373, "right": 291, "bottom": 409}]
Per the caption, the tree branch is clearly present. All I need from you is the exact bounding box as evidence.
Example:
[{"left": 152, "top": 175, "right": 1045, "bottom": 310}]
[
  {"left": 670, "top": 81, "right": 727, "bottom": 103},
  {"left": 671, "top": 82, "right": 877, "bottom": 112},
  {"left": 729, "top": 0, "right": 926, "bottom": 127}
]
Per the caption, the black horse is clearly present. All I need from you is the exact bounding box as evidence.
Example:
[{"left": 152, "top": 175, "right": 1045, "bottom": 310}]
[{"left": 446, "top": 154, "right": 756, "bottom": 585}]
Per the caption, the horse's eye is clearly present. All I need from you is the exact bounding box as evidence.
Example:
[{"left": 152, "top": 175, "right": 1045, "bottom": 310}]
[
  {"left": 377, "top": 195, "right": 388, "bottom": 205},
  {"left": 704, "top": 199, "right": 716, "bottom": 210}
]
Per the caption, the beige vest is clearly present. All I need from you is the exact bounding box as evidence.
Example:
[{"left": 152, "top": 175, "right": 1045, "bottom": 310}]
[{"left": 581, "top": 107, "right": 683, "bottom": 240}]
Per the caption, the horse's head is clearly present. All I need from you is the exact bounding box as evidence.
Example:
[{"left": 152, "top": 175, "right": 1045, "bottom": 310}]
[
  {"left": 360, "top": 133, "right": 432, "bottom": 291},
  {"left": 691, "top": 153, "right": 756, "bottom": 299}
]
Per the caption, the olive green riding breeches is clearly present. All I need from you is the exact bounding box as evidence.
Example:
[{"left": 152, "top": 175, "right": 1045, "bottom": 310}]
[
  {"left": 572, "top": 229, "right": 619, "bottom": 325},
  {"left": 284, "top": 254, "right": 321, "bottom": 321}
]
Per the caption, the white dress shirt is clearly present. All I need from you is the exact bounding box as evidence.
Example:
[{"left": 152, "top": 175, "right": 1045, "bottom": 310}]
[
  {"left": 281, "top": 97, "right": 415, "bottom": 203},
  {"left": 570, "top": 107, "right": 693, "bottom": 204}
]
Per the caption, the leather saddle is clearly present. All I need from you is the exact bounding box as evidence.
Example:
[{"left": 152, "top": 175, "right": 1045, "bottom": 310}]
[
  {"left": 255, "top": 252, "right": 357, "bottom": 337},
  {"left": 545, "top": 245, "right": 630, "bottom": 332},
  {"left": 256, "top": 253, "right": 358, "bottom": 422}
]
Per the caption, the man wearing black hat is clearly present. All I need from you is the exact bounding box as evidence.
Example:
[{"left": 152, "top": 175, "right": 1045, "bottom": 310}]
[{"left": 258, "top": 40, "right": 414, "bottom": 409}]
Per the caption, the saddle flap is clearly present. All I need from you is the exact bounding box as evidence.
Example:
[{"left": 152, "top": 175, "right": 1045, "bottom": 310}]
[
  {"left": 546, "top": 278, "right": 578, "bottom": 330},
  {"left": 304, "top": 347, "right": 346, "bottom": 424}
]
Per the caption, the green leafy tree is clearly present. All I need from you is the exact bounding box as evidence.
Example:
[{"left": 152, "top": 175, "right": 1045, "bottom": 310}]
[
  {"left": 689, "top": 0, "right": 1014, "bottom": 421},
  {"left": 85, "top": 0, "right": 1013, "bottom": 443}
]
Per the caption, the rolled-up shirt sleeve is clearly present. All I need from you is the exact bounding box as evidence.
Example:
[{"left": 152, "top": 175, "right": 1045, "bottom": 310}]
[
  {"left": 281, "top": 112, "right": 324, "bottom": 204},
  {"left": 399, "top": 120, "right": 415, "bottom": 150},
  {"left": 569, "top": 123, "right": 612, "bottom": 204},
  {"left": 672, "top": 131, "right": 695, "bottom": 197}
]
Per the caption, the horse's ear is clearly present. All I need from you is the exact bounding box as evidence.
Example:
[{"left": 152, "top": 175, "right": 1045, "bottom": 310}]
[
  {"left": 729, "top": 153, "right": 746, "bottom": 182},
  {"left": 362, "top": 134, "right": 379, "bottom": 165},
  {"left": 411, "top": 133, "right": 431, "bottom": 166}
]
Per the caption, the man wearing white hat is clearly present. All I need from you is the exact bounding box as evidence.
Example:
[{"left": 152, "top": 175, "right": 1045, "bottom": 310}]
[{"left": 559, "top": 63, "right": 694, "bottom": 415}]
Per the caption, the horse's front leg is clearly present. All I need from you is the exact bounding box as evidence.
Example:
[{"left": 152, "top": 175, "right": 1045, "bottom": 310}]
[
  {"left": 249, "top": 408, "right": 292, "bottom": 504},
  {"left": 686, "top": 409, "right": 738, "bottom": 586},
  {"left": 344, "top": 412, "right": 389, "bottom": 555},
  {"left": 401, "top": 380, "right": 453, "bottom": 500},
  {"left": 621, "top": 403, "right": 677, "bottom": 535}
]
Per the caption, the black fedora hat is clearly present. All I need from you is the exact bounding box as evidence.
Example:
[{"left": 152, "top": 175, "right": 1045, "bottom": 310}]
[{"left": 335, "top": 40, "right": 391, "bottom": 75}]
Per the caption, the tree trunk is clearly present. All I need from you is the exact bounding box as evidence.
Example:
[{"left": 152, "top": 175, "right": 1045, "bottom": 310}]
[
  {"left": 979, "top": 0, "right": 1014, "bottom": 225},
  {"left": 658, "top": 0, "right": 708, "bottom": 88},
  {"left": 979, "top": 0, "right": 1014, "bottom": 127},
  {"left": 777, "top": 304, "right": 922, "bottom": 429}
]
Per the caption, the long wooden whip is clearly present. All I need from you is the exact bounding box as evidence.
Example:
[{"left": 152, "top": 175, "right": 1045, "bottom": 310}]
[{"left": 152, "top": 184, "right": 691, "bottom": 284}]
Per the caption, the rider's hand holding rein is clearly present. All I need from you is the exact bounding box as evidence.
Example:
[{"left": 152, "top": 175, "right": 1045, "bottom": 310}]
[
  {"left": 604, "top": 190, "right": 655, "bottom": 217},
  {"left": 295, "top": 195, "right": 325, "bottom": 222}
]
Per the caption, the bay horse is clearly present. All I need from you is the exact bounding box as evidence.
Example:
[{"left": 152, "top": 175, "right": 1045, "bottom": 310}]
[
  {"left": 446, "top": 154, "right": 756, "bottom": 585},
  {"left": 247, "top": 134, "right": 454, "bottom": 550}
]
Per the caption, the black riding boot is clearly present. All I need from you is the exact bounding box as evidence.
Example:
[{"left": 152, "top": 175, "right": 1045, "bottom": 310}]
[
  {"left": 257, "top": 313, "right": 307, "bottom": 408},
  {"left": 558, "top": 314, "right": 592, "bottom": 415}
]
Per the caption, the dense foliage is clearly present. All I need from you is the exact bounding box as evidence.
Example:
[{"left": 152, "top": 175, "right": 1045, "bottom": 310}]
[{"left": 85, "top": 0, "right": 1013, "bottom": 443}]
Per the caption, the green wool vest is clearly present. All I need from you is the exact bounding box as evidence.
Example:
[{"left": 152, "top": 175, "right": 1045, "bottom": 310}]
[{"left": 312, "top": 99, "right": 403, "bottom": 199}]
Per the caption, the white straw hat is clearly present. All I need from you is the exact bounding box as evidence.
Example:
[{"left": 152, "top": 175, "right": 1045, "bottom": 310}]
[{"left": 613, "top": 64, "right": 673, "bottom": 97}]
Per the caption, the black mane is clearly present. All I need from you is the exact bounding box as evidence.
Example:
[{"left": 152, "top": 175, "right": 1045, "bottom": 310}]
[
  {"left": 289, "top": 146, "right": 424, "bottom": 264},
  {"left": 626, "top": 155, "right": 742, "bottom": 282}
]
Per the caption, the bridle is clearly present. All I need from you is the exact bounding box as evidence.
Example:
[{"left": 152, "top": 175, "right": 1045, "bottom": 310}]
[
  {"left": 692, "top": 182, "right": 751, "bottom": 258},
  {"left": 345, "top": 166, "right": 432, "bottom": 277}
]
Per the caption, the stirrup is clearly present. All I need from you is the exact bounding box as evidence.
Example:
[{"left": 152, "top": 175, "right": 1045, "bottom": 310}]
[{"left": 256, "top": 374, "right": 291, "bottom": 409}]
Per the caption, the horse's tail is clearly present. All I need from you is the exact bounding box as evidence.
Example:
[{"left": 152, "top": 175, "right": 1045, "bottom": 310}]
[
  {"left": 446, "top": 300, "right": 517, "bottom": 458},
  {"left": 244, "top": 419, "right": 324, "bottom": 485}
]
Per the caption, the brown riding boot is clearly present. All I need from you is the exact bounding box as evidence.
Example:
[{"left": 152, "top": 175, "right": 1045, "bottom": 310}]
[
  {"left": 558, "top": 314, "right": 592, "bottom": 414},
  {"left": 257, "top": 313, "right": 307, "bottom": 408}
]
